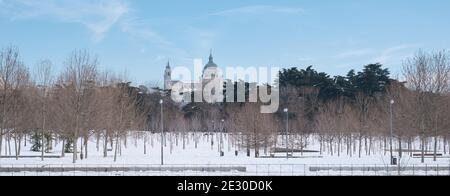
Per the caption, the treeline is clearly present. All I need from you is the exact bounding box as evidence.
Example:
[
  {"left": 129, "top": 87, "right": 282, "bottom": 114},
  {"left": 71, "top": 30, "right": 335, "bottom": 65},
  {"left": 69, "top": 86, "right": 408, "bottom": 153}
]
[
  {"left": 178, "top": 50, "right": 450, "bottom": 161},
  {"left": 0, "top": 46, "right": 148, "bottom": 163},
  {"left": 1, "top": 45, "right": 450, "bottom": 163}
]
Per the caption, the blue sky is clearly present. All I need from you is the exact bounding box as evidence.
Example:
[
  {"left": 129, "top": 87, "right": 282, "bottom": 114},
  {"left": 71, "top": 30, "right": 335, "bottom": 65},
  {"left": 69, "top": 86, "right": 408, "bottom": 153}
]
[{"left": 1, "top": 0, "right": 450, "bottom": 86}]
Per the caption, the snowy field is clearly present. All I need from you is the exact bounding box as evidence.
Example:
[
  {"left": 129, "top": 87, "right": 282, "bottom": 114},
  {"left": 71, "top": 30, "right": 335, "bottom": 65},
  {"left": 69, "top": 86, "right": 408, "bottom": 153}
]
[{"left": 1, "top": 132, "right": 450, "bottom": 176}]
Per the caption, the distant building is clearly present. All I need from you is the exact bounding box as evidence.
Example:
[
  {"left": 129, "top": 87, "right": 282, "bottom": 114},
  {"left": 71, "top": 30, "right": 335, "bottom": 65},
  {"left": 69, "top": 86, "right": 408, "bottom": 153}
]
[{"left": 164, "top": 51, "right": 220, "bottom": 93}]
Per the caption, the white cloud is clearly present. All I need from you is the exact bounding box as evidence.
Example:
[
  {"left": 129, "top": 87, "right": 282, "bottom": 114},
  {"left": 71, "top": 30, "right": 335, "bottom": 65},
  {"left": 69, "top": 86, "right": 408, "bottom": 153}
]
[
  {"left": 297, "top": 57, "right": 314, "bottom": 62},
  {"left": 119, "top": 16, "right": 172, "bottom": 46},
  {"left": 373, "top": 44, "right": 419, "bottom": 63},
  {"left": 0, "top": 0, "right": 183, "bottom": 52},
  {"left": 117, "top": 16, "right": 192, "bottom": 65},
  {"left": 1, "top": 0, "right": 129, "bottom": 41},
  {"left": 211, "top": 5, "right": 304, "bottom": 16},
  {"left": 183, "top": 26, "right": 219, "bottom": 56},
  {"left": 334, "top": 48, "right": 374, "bottom": 59},
  {"left": 282, "top": 54, "right": 314, "bottom": 62}
]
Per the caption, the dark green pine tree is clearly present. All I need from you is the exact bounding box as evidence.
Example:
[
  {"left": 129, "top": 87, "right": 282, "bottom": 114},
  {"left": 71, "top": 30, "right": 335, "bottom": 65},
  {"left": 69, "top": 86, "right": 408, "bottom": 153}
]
[
  {"left": 331, "top": 75, "right": 355, "bottom": 99},
  {"left": 65, "top": 138, "right": 74, "bottom": 153},
  {"left": 30, "top": 131, "right": 42, "bottom": 152},
  {"left": 30, "top": 131, "right": 54, "bottom": 152},
  {"left": 353, "top": 63, "right": 391, "bottom": 97},
  {"left": 279, "top": 66, "right": 341, "bottom": 101},
  {"left": 279, "top": 63, "right": 391, "bottom": 101}
]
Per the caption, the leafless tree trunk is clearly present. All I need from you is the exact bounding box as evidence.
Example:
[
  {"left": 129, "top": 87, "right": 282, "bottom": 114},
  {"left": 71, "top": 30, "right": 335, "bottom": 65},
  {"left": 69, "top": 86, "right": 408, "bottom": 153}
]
[
  {"left": 403, "top": 50, "right": 450, "bottom": 163},
  {"left": 61, "top": 138, "right": 65, "bottom": 157}
]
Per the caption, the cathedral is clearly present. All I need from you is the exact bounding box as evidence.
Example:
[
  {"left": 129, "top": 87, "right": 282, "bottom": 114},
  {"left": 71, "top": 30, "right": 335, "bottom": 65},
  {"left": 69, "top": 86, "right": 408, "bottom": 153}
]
[{"left": 164, "top": 51, "right": 220, "bottom": 92}]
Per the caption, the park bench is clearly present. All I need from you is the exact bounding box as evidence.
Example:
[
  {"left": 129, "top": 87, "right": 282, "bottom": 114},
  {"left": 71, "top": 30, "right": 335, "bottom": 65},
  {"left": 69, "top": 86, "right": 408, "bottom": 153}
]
[{"left": 412, "top": 153, "right": 443, "bottom": 158}]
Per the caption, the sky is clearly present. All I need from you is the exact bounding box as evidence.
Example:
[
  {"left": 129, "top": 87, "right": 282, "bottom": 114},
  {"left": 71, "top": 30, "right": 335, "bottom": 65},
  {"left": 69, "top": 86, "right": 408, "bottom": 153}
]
[{"left": 1, "top": 0, "right": 450, "bottom": 86}]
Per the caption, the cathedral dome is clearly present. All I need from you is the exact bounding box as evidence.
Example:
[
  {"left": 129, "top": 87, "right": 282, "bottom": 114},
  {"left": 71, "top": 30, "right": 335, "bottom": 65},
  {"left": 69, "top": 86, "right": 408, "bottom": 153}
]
[{"left": 203, "top": 51, "right": 218, "bottom": 71}]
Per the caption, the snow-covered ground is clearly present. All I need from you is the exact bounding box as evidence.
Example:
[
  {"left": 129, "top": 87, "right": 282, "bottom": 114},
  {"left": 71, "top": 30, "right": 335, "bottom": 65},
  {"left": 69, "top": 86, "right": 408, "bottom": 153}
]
[{"left": 1, "top": 132, "right": 450, "bottom": 176}]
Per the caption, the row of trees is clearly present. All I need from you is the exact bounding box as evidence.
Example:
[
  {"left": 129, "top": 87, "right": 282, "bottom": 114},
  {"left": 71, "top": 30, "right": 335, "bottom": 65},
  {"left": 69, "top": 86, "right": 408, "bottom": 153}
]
[
  {"left": 0, "top": 46, "right": 146, "bottom": 163},
  {"left": 177, "top": 50, "right": 450, "bottom": 162},
  {"left": 1, "top": 45, "right": 449, "bottom": 163}
]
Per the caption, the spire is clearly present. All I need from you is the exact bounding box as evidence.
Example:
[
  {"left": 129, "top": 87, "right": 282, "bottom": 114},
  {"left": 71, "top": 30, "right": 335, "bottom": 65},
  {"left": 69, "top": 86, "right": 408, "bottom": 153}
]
[
  {"left": 166, "top": 60, "right": 171, "bottom": 69},
  {"left": 209, "top": 49, "right": 213, "bottom": 62}
]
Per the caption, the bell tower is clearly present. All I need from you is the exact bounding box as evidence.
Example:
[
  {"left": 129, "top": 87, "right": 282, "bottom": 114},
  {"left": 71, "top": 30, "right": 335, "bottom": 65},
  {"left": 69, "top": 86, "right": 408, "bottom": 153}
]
[{"left": 164, "top": 61, "right": 172, "bottom": 90}]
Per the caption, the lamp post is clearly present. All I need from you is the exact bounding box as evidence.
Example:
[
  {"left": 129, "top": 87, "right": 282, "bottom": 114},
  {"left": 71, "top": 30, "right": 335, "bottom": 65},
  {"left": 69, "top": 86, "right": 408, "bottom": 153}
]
[
  {"left": 41, "top": 86, "right": 47, "bottom": 161},
  {"left": 284, "top": 108, "right": 289, "bottom": 159},
  {"left": 389, "top": 99, "right": 395, "bottom": 165},
  {"left": 160, "top": 99, "right": 164, "bottom": 165},
  {"left": 220, "top": 119, "right": 225, "bottom": 156},
  {"left": 211, "top": 120, "right": 215, "bottom": 150}
]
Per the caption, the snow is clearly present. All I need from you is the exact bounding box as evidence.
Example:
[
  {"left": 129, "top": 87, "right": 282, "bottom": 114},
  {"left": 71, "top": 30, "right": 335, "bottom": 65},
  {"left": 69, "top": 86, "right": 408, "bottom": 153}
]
[{"left": 1, "top": 132, "right": 449, "bottom": 176}]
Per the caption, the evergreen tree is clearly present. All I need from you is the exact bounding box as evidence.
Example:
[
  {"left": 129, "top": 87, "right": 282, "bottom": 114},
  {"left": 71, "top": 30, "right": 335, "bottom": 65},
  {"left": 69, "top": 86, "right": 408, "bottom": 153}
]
[
  {"left": 30, "top": 131, "right": 42, "bottom": 152},
  {"left": 279, "top": 64, "right": 391, "bottom": 101},
  {"left": 30, "top": 131, "right": 54, "bottom": 153},
  {"left": 279, "top": 66, "right": 339, "bottom": 101},
  {"left": 45, "top": 133, "right": 54, "bottom": 153},
  {"left": 65, "top": 138, "right": 74, "bottom": 153},
  {"left": 353, "top": 63, "right": 390, "bottom": 97},
  {"left": 333, "top": 75, "right": 355, "bottom": 98}
]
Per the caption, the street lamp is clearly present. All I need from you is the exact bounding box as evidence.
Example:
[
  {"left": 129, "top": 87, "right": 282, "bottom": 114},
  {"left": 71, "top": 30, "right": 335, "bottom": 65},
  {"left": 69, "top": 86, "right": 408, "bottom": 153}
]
[
  {"left": 211, "top": 120, "right": 215, "bottom": 150},
  {"left": 389, "top": 99, "right": 396, "bottom": 165},
  {"left": 220, "top": 119, "right": 225, "bottom": 156},
  {"left": 284, "top": 108, "right": 289, "bottom": 159},
  {"left": 160, "top": 99, "right": 164, "bottom": 165}
]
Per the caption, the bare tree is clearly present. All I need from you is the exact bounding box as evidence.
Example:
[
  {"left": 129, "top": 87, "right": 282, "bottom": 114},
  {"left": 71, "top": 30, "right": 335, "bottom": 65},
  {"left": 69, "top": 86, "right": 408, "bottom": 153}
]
[
  {"left": 403, "top": 50, "right": 450, "bottom": 162},
  {"left": 0, "top": 46, "right": 22, "bottom": 159},
  {"left": 59, "top": 49, "right": 98, "bottom": 163},
  {"left": 10, "top": 61, "right": 31, "bottom": 160},
  {"left": 34, "top": 60, "right": 54, "bottom": 161}
]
